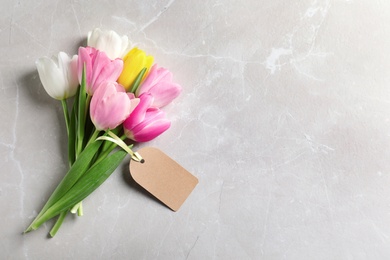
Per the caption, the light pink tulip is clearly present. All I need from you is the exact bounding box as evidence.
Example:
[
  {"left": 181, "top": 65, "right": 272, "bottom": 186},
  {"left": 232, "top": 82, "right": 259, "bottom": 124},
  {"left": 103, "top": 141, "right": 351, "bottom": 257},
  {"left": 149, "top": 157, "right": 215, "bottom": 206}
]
[
  {"left": 90, "top": 81, "right": 139, "bottom": 131},
  {"left": 123, "top": 93, "right": 171, "bottom": 142},
  {"left": 136, "top": 64, "right": 181, "bottom": 108},
  {"left": 78, "top": 47, "right": 123, "bottom": 95}
]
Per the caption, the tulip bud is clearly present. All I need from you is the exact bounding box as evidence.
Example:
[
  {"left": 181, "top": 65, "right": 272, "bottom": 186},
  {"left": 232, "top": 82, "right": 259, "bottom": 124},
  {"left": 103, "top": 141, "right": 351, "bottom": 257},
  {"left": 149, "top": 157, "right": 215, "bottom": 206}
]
[
  {"left": 36, "top": 52, "right": 78, "bottom": 100},
  {"left": 87, "top": 28, "right": 131, "bottom": 59},
  {"left": 90, "top": 81, "right": 139, "bottom": 131},
  {"left": 77, "top": 47, "right": 123, "bottom": 95},
  {"left": 123, "top": 93, "right": 170, "bottom": 142},
  {"left": 136, "top": 64, "right": 182, "bottom": 108},
  {"left": 117, "top": 48, "right": 154, "bottom": 91}
]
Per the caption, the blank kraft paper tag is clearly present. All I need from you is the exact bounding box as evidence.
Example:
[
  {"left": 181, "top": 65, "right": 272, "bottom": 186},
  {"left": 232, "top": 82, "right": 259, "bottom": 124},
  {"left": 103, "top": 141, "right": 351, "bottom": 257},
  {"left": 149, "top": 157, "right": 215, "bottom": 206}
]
[{"left": 129, "top": 147, "right": 198, "bottom": 211}]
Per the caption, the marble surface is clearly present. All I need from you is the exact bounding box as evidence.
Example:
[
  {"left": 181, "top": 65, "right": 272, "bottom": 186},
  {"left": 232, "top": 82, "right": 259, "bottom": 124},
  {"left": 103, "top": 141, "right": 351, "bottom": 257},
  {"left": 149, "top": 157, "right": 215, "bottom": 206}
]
[{"left": 2, "top": 0, "right": 390, "bottom": 259}]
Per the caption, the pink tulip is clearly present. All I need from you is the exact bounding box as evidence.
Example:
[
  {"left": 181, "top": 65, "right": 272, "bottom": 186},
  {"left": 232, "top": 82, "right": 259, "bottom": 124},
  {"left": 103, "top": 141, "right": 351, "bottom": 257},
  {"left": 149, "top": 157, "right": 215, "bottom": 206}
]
[
  {"left": 123, "top": 93, "right": 171, "bottom": 142},
  {"left": 78, "top": 47, "right": 123, "bottom": 95},
  {"left": 90, "top": 81, "right": 139, "bottom": 131},
  {"left": 136, "top": 64, "right": 181, "bottom": 108}
]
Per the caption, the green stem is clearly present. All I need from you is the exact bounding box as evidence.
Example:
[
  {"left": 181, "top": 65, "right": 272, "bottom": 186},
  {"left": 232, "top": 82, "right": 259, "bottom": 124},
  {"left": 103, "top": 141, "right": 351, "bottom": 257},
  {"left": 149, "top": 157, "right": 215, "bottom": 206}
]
[
  {"left": 86, "top": 129, "right": 100, "bottom": 147},
  {"left": 130, "top": 67, "right": 147, "bottom": 93},
  {"left": 85, "top": 94, "right": 91, "bottom": 118},
  {"left": 61, "top": 99, "right": 70, "bottom": 136},
  {"left": 77, "top": 202, "right": 83, "bottom": 216},
  {"left": 47, "top": 100, "right": 70, "bottom": 235},
  {"left": 77, "top": 66, "right": 88, "bottom": 155},
  {"left": 69, "top": 128, "right": 98, "bottom": 219},
  {"left": 70, "top": 201, "right": 83, "bottom": 215},
  {"left": 49, "top": 210, "right": 67, "bottom": 237}
]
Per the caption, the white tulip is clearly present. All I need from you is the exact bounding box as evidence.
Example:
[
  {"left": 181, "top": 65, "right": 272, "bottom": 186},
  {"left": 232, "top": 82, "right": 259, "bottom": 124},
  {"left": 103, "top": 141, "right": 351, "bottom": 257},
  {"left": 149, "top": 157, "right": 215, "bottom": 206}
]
[
  {"left": 36, "top": 52, "right": 79, "bottom": 100},
  {"left": 87, "top": 28, "right": 131, "bottom": 59}
]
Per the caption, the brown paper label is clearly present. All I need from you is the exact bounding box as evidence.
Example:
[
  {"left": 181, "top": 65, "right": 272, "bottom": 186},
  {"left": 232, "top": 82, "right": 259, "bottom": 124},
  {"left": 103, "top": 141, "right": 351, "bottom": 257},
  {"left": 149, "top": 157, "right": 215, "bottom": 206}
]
[{"left": 129, "top": 147, "right": 198, "bottom": 211}]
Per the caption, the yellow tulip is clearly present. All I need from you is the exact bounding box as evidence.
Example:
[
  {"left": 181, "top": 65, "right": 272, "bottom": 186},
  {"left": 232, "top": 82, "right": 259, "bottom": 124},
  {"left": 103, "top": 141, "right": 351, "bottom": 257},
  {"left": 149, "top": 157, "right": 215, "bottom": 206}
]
[{"left": 117, "top": 47, "right": 154, "bottom": 91}]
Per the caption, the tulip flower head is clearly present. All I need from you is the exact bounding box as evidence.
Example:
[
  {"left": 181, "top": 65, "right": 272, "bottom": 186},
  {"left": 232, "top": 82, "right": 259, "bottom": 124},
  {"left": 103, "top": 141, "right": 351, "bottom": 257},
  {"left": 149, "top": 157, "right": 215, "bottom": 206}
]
[
  {"left": 36, "top": 52, "right": 79, "bottom": 100},
  {"left": 124, "top": 93, "right": 170, "bottom": 142},
  {"left": 117, "top": 48, "right": 154, "bottom": 91},
  {"left": 90, "top": 81, "right": 139, "bottom": 131},
  {"left": 78, "top": 47, "right": 123, "bottom": 95},
  {"left": 87, "top": 28, "right": 131, "bottom": 59},
  {"left": 136, "top": 64, "right": 182, "bottom": 108}
]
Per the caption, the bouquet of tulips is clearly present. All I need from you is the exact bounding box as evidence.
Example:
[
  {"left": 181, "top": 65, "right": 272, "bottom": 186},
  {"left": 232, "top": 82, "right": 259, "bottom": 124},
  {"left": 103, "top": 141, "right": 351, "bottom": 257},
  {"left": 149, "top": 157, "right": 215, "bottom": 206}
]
[{"left": 25, "top": 28, "right": 181, "bottom": 237}]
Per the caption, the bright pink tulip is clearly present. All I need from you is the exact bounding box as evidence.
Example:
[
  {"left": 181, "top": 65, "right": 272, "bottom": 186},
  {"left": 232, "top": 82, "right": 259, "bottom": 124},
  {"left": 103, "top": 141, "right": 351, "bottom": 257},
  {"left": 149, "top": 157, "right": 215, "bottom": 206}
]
[
  {"left": 136, "top": 64, "right": 181, "bottom": 108},
  {"left": 123, "top": 93, "right": 171, "bottom": 142},
  {"left": 90, "top": 81, "right": 139, "bottom": 131},
  {"left": 78, "top": 47, "right": 123, "bottom": 95}
]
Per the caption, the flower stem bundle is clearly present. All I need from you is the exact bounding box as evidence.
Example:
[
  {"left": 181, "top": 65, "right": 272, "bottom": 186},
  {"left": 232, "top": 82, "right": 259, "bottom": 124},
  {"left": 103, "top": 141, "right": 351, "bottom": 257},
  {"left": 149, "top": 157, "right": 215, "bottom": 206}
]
[{"left": 26, "top": 28, "right": 182, "bottom": 237}]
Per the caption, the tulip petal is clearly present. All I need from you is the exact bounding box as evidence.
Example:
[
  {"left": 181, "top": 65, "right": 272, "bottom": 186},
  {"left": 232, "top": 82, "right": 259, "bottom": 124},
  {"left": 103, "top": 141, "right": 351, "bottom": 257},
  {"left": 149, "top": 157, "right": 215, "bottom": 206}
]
[
  {"left": 148, "top": 82, "right": 181, "bottom": 108},
  {"left": 90, "top": 82, "right": 132, "bottom": 131},
  {"left": 88, "top": 28, "right": 130, "bottom": 59},
  {"left": 131, "top": 111, "right": 171, "bottom": 142},
  {"left": 136, "top": 64, "right": 182, "bottom": 107},
  {"left": 124, "top": 103, "right": 171, "bottom": 142},
  {"left": 36, "top": 57, "right": 65, "bottom": 99},
  {"left": 77, "top": 47, "right": 124, "bottom": 95},
  {"left": 36, "top": 52, "right": 79, "bottom": 100},
  {"left": 123, "top": 93, "right": 153, "bottom": 130},
  {"left": 117, "top": 48, "right": 154, "bottom": 91},
  {"left": 91, "top": 52, "right": 123, "bottom": 92},
  {"left": 77, "top": 47, "right": 93, "bottom": 88}
]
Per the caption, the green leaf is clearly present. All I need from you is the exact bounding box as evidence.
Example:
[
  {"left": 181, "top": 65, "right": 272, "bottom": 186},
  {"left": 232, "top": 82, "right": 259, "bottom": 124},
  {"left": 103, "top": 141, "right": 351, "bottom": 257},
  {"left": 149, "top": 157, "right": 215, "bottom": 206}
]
[
  {"left": 68, "top": 88, "right": 79, "bottom": 165},
  {"left": 29, "top": 148, "right": 128, "bottom": 230},
  {"left": 61, "top": 100, "right": 70, "bottom": 136},
  {"left": 130, "top": 67, "right": 147, "bottom": 93},
  {"left": 77, "top": 64, "right": 87, "bottom": 154},
  {"left": 84, "top": 108, "right": 95, "bottom": 144},
  {"left": 25, "top": 140, "right": 102, "bottom": 232}
]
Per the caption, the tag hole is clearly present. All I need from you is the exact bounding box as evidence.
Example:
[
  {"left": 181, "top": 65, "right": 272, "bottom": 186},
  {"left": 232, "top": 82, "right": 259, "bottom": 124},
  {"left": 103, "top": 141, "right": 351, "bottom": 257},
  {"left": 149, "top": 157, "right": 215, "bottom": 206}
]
[{"left": 140, "top": 159, "right": 145, "bottom": 164}]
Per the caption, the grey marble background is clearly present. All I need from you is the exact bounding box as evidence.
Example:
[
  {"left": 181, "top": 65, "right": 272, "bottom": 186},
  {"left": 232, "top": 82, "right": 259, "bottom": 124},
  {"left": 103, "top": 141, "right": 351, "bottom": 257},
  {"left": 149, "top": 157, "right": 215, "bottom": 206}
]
[{"left": 2, "top": 0, "right": 390, "bottom": 259}]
